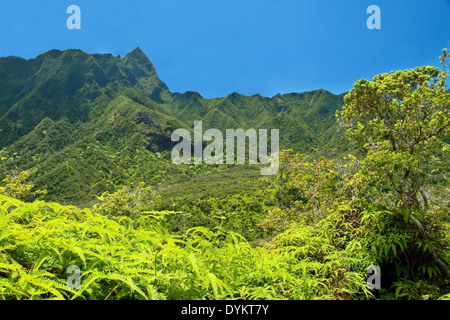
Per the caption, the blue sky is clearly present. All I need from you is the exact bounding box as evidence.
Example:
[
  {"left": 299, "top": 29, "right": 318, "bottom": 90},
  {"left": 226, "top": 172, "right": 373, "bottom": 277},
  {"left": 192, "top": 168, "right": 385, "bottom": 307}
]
[{"left": 0, "top": 0, "right": 449, "bottom": 98}]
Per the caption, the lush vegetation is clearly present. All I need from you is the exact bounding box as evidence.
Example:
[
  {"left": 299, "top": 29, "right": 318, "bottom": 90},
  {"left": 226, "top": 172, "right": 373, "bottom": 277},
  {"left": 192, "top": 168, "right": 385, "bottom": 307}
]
[
  {"left": 0, "top": 48, "right": 449, "bottom": 300},
  {"left": 0, "top": 193, "right": 374, "bottom": 300}
]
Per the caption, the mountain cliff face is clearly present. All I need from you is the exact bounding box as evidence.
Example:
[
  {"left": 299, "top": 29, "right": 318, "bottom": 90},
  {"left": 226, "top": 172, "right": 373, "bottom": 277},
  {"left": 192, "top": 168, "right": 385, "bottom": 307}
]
[
  {"left": 0, "top": 48, "right": 346, "bottom": 203},
  {"left": 0, "top": 47, "right": 172, "bottom": 148}
]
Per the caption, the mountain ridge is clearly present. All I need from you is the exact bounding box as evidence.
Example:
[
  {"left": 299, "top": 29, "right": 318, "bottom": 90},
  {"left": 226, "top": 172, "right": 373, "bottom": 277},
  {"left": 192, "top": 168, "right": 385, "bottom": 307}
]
[{"left": 0, "top": 47, "right": 347, "bottom": 203}]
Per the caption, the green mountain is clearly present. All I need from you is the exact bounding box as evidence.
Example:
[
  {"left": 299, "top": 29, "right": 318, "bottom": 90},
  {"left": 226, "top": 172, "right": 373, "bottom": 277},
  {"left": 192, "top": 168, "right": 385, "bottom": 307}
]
[{"left": 0, "top": 48, "right": 346, "bottom": 203}]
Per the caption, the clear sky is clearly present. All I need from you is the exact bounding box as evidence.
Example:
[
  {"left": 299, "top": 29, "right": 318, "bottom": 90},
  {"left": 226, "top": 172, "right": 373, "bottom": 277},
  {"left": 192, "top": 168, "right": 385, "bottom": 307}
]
[{"left": 0, "top": 0, "right": 449, "bottom": 98}]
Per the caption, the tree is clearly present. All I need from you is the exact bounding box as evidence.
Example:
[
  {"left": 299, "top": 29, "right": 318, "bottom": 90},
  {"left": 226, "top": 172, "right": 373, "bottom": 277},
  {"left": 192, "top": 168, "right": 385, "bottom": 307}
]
[
  {"left": 92, "top": 182, "right": 160, "bottom": 219},
  {"left": 338, "top": 50, "right": 450, "bottom": 278},
  {"left": 0, "top": 168, "right": 47, "bottom": 201}
]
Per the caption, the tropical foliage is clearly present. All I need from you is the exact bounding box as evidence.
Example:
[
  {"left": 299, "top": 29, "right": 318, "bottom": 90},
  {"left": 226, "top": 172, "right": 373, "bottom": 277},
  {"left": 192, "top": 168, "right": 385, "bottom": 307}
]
[{"left": 0, "top": 49, "right": 449, "bottom": 300}]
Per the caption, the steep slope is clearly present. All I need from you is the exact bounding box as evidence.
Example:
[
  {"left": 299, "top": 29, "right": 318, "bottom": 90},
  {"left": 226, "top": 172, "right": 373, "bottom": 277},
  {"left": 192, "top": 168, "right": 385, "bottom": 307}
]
[{"left": 0, "top": 48, "right": 172, "bottom": 148}]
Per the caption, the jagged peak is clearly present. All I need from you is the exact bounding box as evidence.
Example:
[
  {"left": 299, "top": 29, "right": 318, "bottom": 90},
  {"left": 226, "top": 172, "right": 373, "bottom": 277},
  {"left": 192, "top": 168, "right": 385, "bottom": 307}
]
[
  {"left": 180, "top": 91, "right": 203, "bottom": 99},
  {"left": 227, "top": 92, "right": 243, "bottom": 98},
  {"left": 122, "top": 47, "right": 156, "bottom": 76},
  {"left": 33, "top": 49, "right": 63, "bottom": 61},
  {"left": 131, "top": 47, "right": 144, "bottom": 54},
  {"left": 124, "top": 47, "right": 147, "bottom": 60}
]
